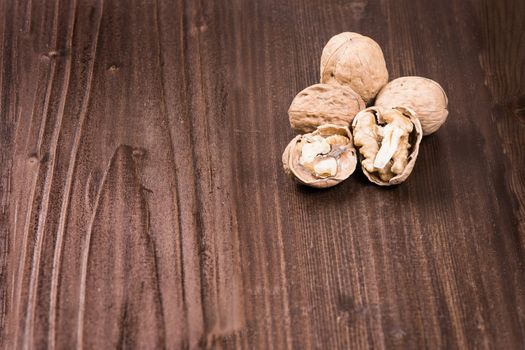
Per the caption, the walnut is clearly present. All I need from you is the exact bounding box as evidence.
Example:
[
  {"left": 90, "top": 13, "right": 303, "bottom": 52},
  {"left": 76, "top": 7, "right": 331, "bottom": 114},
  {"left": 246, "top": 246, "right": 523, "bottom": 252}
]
[
  {"left": 288, "top": 83, "right": 365, "bottom": 134},
  {"left": 320, "top": 32, "right": 389, "bottom": 104},
  {"left": 375, "top": 76, "right": 449, "bottom": 135},
  {"left": 352, "top": 107, "right": 422, "bottom": 186},
  {"left": 282, "top": 124, "right": 357, "bottom": 188}
]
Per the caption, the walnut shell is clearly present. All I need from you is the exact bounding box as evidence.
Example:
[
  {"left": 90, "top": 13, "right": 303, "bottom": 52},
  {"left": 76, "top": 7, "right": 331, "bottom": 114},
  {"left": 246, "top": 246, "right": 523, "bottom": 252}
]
[
  {"left": 282, "top": 124, "right": 357, "bottom": 188},
  {"left": 288, "top": 83, "right": 365, "bottom": 134},
  {"left": 375, "top": 76, "right": 448, "bottom": 135},
  {"left": 320, "top": 32, "right": 388, "bottom": 104},
  {"left": 351, "top": 106, "right": 422, "bottom": 186}
]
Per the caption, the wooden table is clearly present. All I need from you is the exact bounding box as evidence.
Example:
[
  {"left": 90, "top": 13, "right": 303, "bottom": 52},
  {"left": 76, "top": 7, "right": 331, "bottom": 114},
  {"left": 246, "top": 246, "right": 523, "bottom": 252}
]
[{"left": 1, "top": 0, "right": 524, "bottom": 349}]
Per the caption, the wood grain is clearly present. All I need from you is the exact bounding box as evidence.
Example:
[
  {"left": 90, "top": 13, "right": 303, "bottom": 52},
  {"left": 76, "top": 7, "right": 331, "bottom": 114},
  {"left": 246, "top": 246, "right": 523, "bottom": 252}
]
[{"left": 0, "top": 0, "right": 524, "bottom": 349}]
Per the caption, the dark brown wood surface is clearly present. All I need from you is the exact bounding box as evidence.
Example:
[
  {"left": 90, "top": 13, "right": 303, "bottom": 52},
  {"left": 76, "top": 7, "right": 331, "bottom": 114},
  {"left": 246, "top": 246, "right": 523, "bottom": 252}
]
[{"left": 1, "top": 0, "right": 524, "bottom": 349}]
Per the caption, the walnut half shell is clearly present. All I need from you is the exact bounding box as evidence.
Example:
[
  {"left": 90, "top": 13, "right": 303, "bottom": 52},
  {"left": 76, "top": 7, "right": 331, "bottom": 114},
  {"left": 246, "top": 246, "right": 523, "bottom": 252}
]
[
  {"left": 288, "top": 83, "right": 365, "bottom": 134},
  {"left": 282, "top": 124, "right": 357, "bottom": 188},
  {"left": 351, "top": 107, "right": 422, "bottom": 186}
]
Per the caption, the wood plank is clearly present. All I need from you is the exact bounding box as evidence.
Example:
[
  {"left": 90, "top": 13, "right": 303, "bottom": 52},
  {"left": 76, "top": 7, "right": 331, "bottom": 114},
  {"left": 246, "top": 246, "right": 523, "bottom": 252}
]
[{"left": 0, "top": 0, "right": 524, "bottom": 348}]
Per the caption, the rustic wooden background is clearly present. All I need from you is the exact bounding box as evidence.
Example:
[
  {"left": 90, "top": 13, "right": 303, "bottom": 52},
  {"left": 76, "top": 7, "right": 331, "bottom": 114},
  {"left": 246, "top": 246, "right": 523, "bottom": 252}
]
[{"left": 1, "top": 0, "right": 524, "bottom": 349}]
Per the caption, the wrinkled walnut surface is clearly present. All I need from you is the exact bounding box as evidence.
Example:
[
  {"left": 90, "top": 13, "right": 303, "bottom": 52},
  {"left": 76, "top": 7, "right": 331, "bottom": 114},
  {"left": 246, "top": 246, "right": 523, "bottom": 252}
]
[
  {"left": 282, "top": 124, "right": 357, "bottom": 188},
  {"left": 288, "top": 83, "right": 365, "bottom": 134},
  {"left": 375, "top": 76, "right": 448, "bottom": 135},
  {"left": 320, "top": 32, "right": 388, "bottom": 104},
  {"left": 352, "top": 107, "right": 422, "bottom": 186}
]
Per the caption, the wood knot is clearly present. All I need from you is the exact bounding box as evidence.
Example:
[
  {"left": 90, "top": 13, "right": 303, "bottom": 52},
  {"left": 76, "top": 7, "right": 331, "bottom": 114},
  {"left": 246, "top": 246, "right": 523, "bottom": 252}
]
[
  {"left": 495, "top": 96, "right": 525, "bottom": 125},
  {"left": 513, "top": 95, "right": 525, "bottom": 124},
  {"left": 389, "top": 327, "right": 406, "bottom": 339},
  {"left": 27, "top": 153, "right": 48, "bottom": 165},
  {"left": 196, "top": 14, "right": 208, "bottom": 32},
  {"left": 27, "top": 153, "right": 39, "bottom": 165},
  {"left": 41, "top": 50, "right": 60, "bottom": 60},
  {"left": 108, "top": 64, "right": 120, "bottom": 72},
  {"left": 132, "top": 147, "right": 146, "bottom": 159},
  {"left": 348, "top": 1, "right": 367, "bottom": 21}
]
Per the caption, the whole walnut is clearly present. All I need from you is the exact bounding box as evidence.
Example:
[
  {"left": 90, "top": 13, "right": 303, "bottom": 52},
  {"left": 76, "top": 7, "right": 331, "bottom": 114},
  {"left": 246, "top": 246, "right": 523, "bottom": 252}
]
[
  {"left": 288, "top": 83, "right": 365, "bottom": 134},
  {"left": 320, "top": 32, "right": 388, "bottom": 104},
  {"left": 375, "top": 76, "right": 448, "bottom": 135}
]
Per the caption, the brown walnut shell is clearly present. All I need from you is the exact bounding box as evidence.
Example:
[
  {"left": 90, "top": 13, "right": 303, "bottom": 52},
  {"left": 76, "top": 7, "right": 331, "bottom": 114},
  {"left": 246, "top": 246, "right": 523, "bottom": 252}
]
[
  {"left": 351, "top": 106, "right": 423, "bottom": 186},
  {"left": 320, "top": 32, "right": 388, "bottom": 104},
  {"left": 288, "top": 83, "right": 365, "bottom": 134},
  {"left": 375, "top": 76, "right": 448, "bottom": 135},
  {"left": 282, "top": 124, "right": 357, "bottom": 188}
]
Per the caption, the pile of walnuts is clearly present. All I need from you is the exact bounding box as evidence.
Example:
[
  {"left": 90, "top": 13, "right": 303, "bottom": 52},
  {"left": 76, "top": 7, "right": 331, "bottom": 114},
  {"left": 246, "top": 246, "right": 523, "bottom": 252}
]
[{"left": 282, "top": 32, "right": 448, "bottom": 187}]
